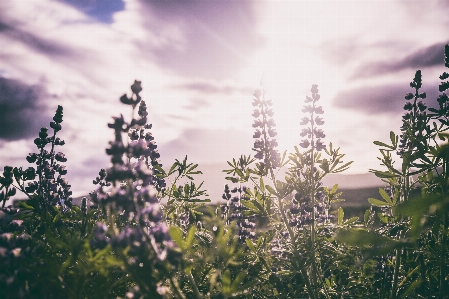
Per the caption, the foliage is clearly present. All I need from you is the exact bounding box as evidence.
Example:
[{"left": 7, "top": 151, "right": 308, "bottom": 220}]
[{"left": 1, "top": 45, "right": 449, "bottom": 298}]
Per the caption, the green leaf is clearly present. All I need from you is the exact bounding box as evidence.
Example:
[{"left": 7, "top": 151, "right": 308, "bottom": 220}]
[
  {"left": 374, "top": 140, "right": 394, "bottom": 149},
  {"left": 19, "top": 201, "right": 34, "bottom": 210},
  {"left": 368, "top": 198, "right": 391, "bottom": 207},
  {"left": 169, "top": 226, "right": 184, "bottom": 249},
  {"left": 259, "top": 178, "right": 265, "bottom": 192},
  {"left": 265, "top": 185, "right": 278, "bottom": 197},
  {"left": 330, "top": 184, "right": 339, "bottom": 194},
  {"left": 372, "top": 170, "right": 398, "bottom": 179},
  {"left": 335, "top": 229, "right": 398, "bottom": 254},
  {"left": 222, "top": 269, "right": 231, "bottom": 293},
  {"left": 364, "top": 209, "right": 371, "bottom": 225},
  {"left": 185, "top": 225, "right": 196, "bottom": 248},
  {"left": 240, "top": 200, "right": 258, "bottom": 212},
  {"left": 225, "top": 176, "right": 239, "bottom": 183},
  {"left": 245, "top": 238, "right": 256, "bottom": 251},
  {"left": 235, "top": 168, "right": 244, "bottom": 178},
  {"left": 252, "top": 200, "right": 265, "bottom": 215},
  {"left": 333, "top": 161, "right": 353, "bottom": 173},
  {"left": 389, "top": 131, "right": 397, "bottom": 147},
  {"left": 378, "top": 188, "right": 393, "bottom": 204},
  {"left": 231, "top": 271, "right": 247, "bottom": 290},
  {"left": 344, "top": 217, "right": 359, "bottom": 225},
  {"left": 337, "top": 207, "right": 344, "bottom": 225}
]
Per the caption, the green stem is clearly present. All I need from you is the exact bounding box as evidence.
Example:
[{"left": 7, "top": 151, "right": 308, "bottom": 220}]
[
  {"left": 440, "top": 211, "right": 448, "bottom": 299},
  {"left": 391, "top": 248, "right": 401, "bottom": 299},
  {"left": 188, "top": 272, "right": 202, "bottom": 299},
  {"left": 169, "top": 276, "right": 187, "bottom": 299}
]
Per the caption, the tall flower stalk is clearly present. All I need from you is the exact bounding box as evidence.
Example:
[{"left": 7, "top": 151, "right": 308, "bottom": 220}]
[
  {"left": 92, "top": 81, "right": 182, "bottom": 298},
  {"left": 252, "top": 87, "right": 281, "bottom": 179}
]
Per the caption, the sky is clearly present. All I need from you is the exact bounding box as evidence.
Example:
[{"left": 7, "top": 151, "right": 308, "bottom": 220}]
[{"left": 1, "top": 0, "right": 449, "bottom": 200}]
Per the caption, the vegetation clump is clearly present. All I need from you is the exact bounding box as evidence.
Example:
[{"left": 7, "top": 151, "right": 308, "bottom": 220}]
[{"left": 1, "top": 45, "right": 449, "bottom": 298}]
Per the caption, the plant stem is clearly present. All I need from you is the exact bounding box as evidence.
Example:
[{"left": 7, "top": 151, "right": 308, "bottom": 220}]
[
  {"left": 188, "top": 272, "right": 202, "bottom": 299},
  {"left": 440, "top": 211, "right": 448, "bottom": 299},
  {"left": 391, "top": 248, "right": 401, "bottom": 299}
]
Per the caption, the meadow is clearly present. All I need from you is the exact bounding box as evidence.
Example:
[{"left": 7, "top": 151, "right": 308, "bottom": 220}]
[{"left": 1, "top": 45, "right": 449, "bottom": 299}]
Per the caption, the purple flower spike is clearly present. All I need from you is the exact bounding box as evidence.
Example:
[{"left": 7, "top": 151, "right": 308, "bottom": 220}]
[
  {"left": 299, "top": 84, "right": 326, "bottom": 152},
  {"left": 251, "top": 87, "right": 281, "bottom": 171}
]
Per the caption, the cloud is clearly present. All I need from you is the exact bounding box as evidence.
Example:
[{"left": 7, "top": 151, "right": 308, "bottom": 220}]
[
  {"left": 352, "top": 42, "right": 448, "bottom": 79},
  {"left": 183, "top": 98, "right": 211, "bottom": 111},
  {"left": 136, "top": 1, "right": 265, "bottom": 79},
  {"left": 158, "top": 128, "right": 253, "bottom": 166},
  {"left": 0, "top": 77, "right": 52, "bottom": 140},
  {"left": 332, "top": 82, "right": 441, "bottom": 115},
  {"left": 0, "top": 21, "right": 75, "bottom": 57},
  {"left": 173, "top": 81, "right": 253, "bottom": 95}
]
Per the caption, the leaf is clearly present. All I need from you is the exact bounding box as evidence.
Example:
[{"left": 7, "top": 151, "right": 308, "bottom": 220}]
[
  {"left": 344, "top": 217, "right": 359, "bottom": 225},
  {"left": 225, "top": 176, "right": 239, "bottom": 183},
  {"left": 335, "top": 229, "right": 398, "bottom": 255},
  {"left": 333, "top": 161, "right": 353, "bottom": 173},
  {"left": 440, "top": 71, "right": 449, "bottom": 80},
  {"left": 337, "top": 207, "right": 344, "bottom": 225},
  {"left": 439, "top": 81, "right": 449, "bottom": 92},
  {"left": 232, "top": 271, "right": 247, "bottom": 290},
  {"left": 235, "top": 168, "right": 244, "bottom": 178},
  {"left": 240, "top": 200, "right": 258, "bottom": 212},
  {"left": 19, "top": 201, "right": 34, "bottom": 210},
  {"left": 330, "top": 184, "right": 339, "bottom": 194},
  {"left": 390, "top": 131, "right": 397, "bottom": 147},
  {"left": 252, "top": 200, "right": 265, "bottom": 215},
  {"left": 185, "top": 225, "right": 196, "bottom": 248},
  {"left": 169, "top": 226, "right": 184, "bottom": 249},
  {"left": 259, "top": 178, "right": 265, "bottom": 192},
  {"left": 265, "top": 185, "right": 278, "bottom": 197},
  {"left": 222, "top": 269, "right": 231, "bottom": 293},
  {"left": 368, "top": 198, "right": 391, "bottom": 207},
  {"left": 372, "top": 170, "right": 398, "bottom": 179},
  {"left": 364, "top": 208, "right": 371, "bottom": 225},
  {"left": 378, "top": 188, "right": 393, "bottom": 204},
  {"left": 245, "top": 238, "right": 256, "bottom": 251},
  {"left": 374, "top": 141, "right": 394, "bottom": 149}
]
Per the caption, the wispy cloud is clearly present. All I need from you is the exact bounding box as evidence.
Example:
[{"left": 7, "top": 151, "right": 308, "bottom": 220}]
[
  {"left": 173, "top": 81, "right": 253, "bottom": 95},
  {"left": 352, "top": 42, "right": 449, "bottom": 79},
  {"left": 159, "top": 128, "right": 253, "bottom": 165},
  {"left": 332, "top": 82, "right": 441, "bottom": 115},
  {"left": 136, "top": 0, "right": 264, "bottom": 79}
]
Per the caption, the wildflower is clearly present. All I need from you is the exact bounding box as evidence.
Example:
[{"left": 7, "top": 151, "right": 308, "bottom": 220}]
[
  {"left": 251, "top": 88, "right": 281, "bottom": 172},
  {"left": 298, "top": 84, "right": 326, "bottom": 152},
  {"left": 92, "top": 82, "right": 179, "bottom": 297}
]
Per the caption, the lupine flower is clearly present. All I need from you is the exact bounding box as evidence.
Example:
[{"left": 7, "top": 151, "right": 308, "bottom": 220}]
[
  {"left": 13, "top": 106, "right": 73, "bottom": 210},
  {"left": 92, "top": 82, "right": 179, "bottom": 298},
  {"left": 299, "top": 85, "right": 326, "bottom": 152},
  {"left": 397, "top": 71, "right": 428, "bottom": 157},
  {"left": 251, "top": 88, "right": 281, "bottom": 173},
  {"left": 221, "top": 184, "right": 256, "bottom": 243}
]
